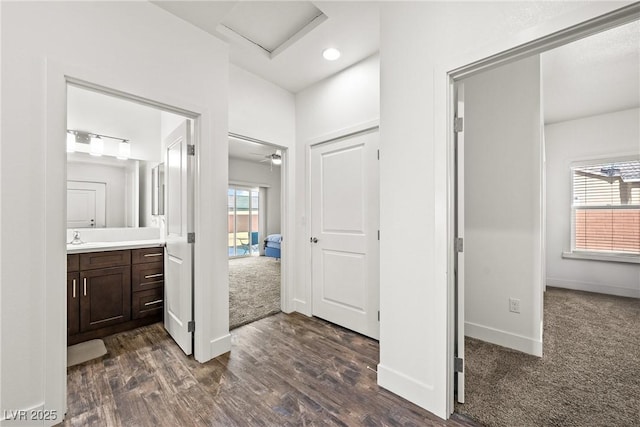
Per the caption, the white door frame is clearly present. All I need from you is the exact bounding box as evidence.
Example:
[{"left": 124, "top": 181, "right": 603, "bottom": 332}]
[
  {"left": 444, "top": 4, "right": 640, "bottom": 416},
  {"left": 43, "top": 60, "right": 216, "bottom": 422},
  {"left": 304, "top": 120, "right": 380, "bottom": 320},
  {"left": 227, "top": 132, "right": 291, "bottom": 314}
]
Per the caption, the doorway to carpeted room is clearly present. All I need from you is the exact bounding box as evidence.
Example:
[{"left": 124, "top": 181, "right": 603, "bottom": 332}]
[{"left": 229, "top": 256, "right": 281, "bottom": 329}]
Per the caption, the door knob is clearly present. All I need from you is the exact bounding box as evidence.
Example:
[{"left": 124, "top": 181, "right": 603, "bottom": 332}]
[{"left": 310, "top": 237, "right": 318, "bottom": 243}]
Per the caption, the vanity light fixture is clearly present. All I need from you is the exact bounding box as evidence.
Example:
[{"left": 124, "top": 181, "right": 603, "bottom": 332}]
[
  {"left": 117, "top": 140, "right": 131, "bottom": 160},
  {"left": 89, "top": 135, "right": 104, "bottom": 157},
  {"left": 67, "top": 129, "right": 131, "bottom": 159},
  {"left": 322, "top": 47, "right": 341, "bottom": 61}
]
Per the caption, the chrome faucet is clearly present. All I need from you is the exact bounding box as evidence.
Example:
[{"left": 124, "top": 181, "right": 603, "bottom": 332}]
[{"left": 70, "top": 230, "right": 83, "bottom": 245}]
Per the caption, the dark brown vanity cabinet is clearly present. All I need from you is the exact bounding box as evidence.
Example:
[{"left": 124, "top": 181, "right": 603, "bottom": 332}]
[
  {"left": 67, "top": 254, "right": 80, "bottom": 336},
  {"left": 131, "top": 247, "right": 164, "bottom": 319},
  {"left": 67, "top": 247, "right": 163, "bottom": 345}
]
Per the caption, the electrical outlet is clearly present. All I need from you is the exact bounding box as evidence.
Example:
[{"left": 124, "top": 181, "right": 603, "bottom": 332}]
[{"left": 509, "top": 298, "right": 521, "bottom": 313}]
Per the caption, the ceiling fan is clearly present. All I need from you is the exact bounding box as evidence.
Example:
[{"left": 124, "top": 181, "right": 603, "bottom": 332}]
[{"left": 259, "top": 149, "right": 282, "bottom": 166}]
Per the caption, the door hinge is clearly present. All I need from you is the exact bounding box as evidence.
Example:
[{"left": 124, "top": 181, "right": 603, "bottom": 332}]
[
  {"left": 454, "top": 117, "right": 464, "bottom": 133},
  {"left": 378, "top": 311, "right": 380, "bottom": 321},
  {"left": 454, "top": 357, "right": 464, "bottom": 373},
  {"left": 188, "top": 232, "right": 195, "bottom": 243},
  {"left": 188, "top": 320, "right": 195, "bottom": 333},
  {"left": 455, "top": 237, "right": 464, "bottom": 253},
  {"left": 187, "top": 144, "right": 196, "bottom": 156}
]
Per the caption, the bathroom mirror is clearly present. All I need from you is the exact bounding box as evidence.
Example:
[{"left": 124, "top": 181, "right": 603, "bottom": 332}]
[{"left": 66, "top": 152, "right": 157, "bottom": 228}]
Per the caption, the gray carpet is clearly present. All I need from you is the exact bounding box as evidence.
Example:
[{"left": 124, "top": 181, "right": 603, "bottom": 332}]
[
  {"left": 229, "top": 255, "right": 281, "bottom": 330},
  {"left": 455, "top": 287, "right": 640, "bottom": 427}
]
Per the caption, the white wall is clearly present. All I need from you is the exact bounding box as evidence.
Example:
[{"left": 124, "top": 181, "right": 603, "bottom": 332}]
[
  {"left": 229, "top": 158, "right": 282, "bottom": 237},
  {"left": 463, "top": 56, "right": 544, "bottom": 356},
  {"left": 378, "top": 1, "right": 630, "bottom": 418},
  {"left": 67, "top": 161, "right": 128, "bottom": 228},
  {"left": 545, "top": 108, "right": 640, "bottom": 298},
  {"left": 229, "top": 64, "right": 295, "bottom": 145},
  {"left": 1, "top": 1, "right": 229, "bottom": 422},
  {"left": 294, "top": 53, "right": 380, "bottom": 315}
]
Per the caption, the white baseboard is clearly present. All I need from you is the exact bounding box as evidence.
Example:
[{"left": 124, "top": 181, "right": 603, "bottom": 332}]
[
  {"left": 465, "top": 322, "right": 542, "bottom": 357},
  {"left": 293, "top": 298, "right": 312, "bottom": 316},
  {"left": 209, "top": 333, "right": 231, "bottom": 359},
  {"left": 377, "top": 364, "right": 447, "bottom": 420},
  {"left": 546, "top": 278, "right": 640, "bottom": 299}
]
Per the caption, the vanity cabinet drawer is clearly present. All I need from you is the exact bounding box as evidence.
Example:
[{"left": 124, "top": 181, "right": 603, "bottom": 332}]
[
  {"left": 67, "top": 254, "right": 80, "bottom": 272},
  {"left": 80, "top": 250, "right": 131, "bottom": 270},
  {"left": 132, "top": 288, "right": 164, "bottom": 319},
  {"left": 132, "top": 262, "right": 164, "bottom": 292},
  {"left": 132, "top": 247, "right": 164, "bottom": 264}
]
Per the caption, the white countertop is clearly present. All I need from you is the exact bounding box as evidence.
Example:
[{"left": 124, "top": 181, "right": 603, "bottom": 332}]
[{"left": 67, "top": 239, "right": 165, "bottom": 254}]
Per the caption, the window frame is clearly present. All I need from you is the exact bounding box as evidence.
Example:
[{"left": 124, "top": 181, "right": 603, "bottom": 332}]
[{"left": 567, "top": 155, "right": 640, "bottom": 263}]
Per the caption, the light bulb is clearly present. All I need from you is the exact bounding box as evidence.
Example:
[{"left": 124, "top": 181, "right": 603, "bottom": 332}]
[
  {"left": 322, "top": 48, "right": 341, "bottom": 61},
  {"left": 90, "top": 136, "right": 103, "bottom": 156},
  {"left": 117, "top": 140, "right": 130, "bottom": 160}
]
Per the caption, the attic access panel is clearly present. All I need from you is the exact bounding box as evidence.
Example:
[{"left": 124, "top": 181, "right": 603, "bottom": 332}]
[{"left": 219, "top": 1, "right": 326, "bottom": 57}]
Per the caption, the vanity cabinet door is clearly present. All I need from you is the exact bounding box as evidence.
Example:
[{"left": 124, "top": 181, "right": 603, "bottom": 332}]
[
  {"left": 80, "top": 266, "right": 131, "bottom": 332},
  {"left": 67, "top": 272, "right": 80, "bottom": 336}
]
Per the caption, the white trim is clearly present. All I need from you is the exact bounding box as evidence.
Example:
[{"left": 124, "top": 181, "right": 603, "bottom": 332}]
[
  {"left": 293, "top": 298, "right": 311, "bottom": 316},
  {"left": 209, "top": 333, "right": 232, "bottom": 357},
  {"left": 546, "top": 279, "right": 640, "bottom": 299},
  {"left": 229, "top": 180, "right": 271, "bottom": 189},
  {"left": 465, "top": 322, "right": 543, "bottom": 357},
  {"left": 306, "top": 119, "right": 379, "bottom": 147},
  {"left": 562, "top": 251, "right": 639, "bottom": 264}
]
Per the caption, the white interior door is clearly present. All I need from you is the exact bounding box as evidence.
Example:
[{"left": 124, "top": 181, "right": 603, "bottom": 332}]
[
  {"left": 455, "top": 82, "right": 465, "bottom": 404},
  {"left": 164, "top": 120, "right": 193, "bottom": 355},
  {"left": 311, "top": 130, "right": 379, "bottom": 339},
  {"left": 67, "top": 181, "right": 106, "bottom": 228}
]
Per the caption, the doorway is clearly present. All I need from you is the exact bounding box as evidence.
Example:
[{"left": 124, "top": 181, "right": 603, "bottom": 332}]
[
  {"left": 449, "top": 7, "right": 640, "bottom": 420},
  {"left": 228, "top": 135, "right": 285, "bottom": 329},
  {"left": 65, "top": 83, "right": 197, "bottom": 356}
]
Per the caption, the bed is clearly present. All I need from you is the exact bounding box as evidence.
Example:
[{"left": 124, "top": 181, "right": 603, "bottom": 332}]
[{"left": 264, "top": 234, "right": 282, "bottom": 259}]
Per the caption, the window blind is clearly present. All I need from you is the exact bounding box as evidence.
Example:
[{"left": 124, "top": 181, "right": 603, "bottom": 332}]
[{"left": 572, "top": 160, "right": 640, "bottom": 254}]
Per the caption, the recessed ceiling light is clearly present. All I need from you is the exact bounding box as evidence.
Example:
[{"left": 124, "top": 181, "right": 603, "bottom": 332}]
[{"left": 322, "top": 48, "right": 340, "bottom": 61}]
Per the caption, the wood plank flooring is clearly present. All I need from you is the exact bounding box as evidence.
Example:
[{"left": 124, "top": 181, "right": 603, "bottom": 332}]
[{"left": 62, "top": 313, "right": 479, "bottom": 426}]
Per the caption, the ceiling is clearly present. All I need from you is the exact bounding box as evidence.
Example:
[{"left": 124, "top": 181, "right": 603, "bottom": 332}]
[
  {"left": 542, "top": 20, "right": 640, "bottom": 124},
  {"left": 151, "top": 1, "right": 380, "bottom": 93},
  {"left": 67, "top": 86, "right": 162, "bottom": 161}
]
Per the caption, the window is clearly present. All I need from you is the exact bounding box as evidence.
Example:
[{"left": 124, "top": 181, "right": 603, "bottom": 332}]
[
  {"left": 571, "top": 159, "right": 640, "bottom": 255},
  {"left": 228, "top": 187, "right": 260, "bottom": 257}
]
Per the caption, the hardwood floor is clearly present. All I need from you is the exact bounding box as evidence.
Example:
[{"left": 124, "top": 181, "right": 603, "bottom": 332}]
[{"left": 63, "top": 313, "right": 479, "bottom": 426}]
